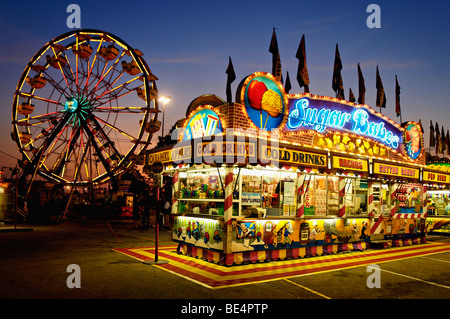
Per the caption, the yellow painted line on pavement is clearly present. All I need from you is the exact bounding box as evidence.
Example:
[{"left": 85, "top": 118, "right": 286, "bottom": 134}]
[
  {"left": 419, "top": 256, "right": 450, "bottom": 264},
  {"left": 284, "top": 279, "right": 332, "bottom": 299},
  {"left": 378, "top": 268, "right": 450, "bottom": 290},
  {"left": 106, "top": 222, "right": 123, "bottom": 243}
]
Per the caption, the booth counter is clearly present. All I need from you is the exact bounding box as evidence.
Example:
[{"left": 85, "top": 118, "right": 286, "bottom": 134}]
[{"left": 172, "top": 213, "right": 370, "bottom": 265}]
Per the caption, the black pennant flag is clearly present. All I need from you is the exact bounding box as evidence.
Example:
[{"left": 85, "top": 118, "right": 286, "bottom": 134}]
[
  {"left": 332, "top": 44, "right": 343, "bottom": 92},
  {"left": 285, "top": 71, "right": 292, "bottom": 94},
  {"left": 332, "top": 44, "right": 344, "bottom": 99},
  {"left": 296, "top": 34, "right": 310, "bottom": 93},
  {"left": 395, "top": 75, "right": 401, "bottom": 117},
  {"left": 269, "top": 28, "right": 282, "bottom": 82},
  {"left": 436, "top": 122, "right": 440, "bottom": 154},
  {"left": 349, "top": 88, "right": 356, "bottom": 103},
  {"left": 357, "top": 63, "right": 365, "bottom": 104},
  {"left": 376, "top": 66, "right": 386, "bottom": 109},
  {"left": 429, "top": 120, "right": 435, "bottom": 147},
  {"left": 442, "top": 126, "right": 446, "bottom": 154},
  {"left": 225, "top": 57, "right": 236, "bottom": 104},
  {"left": 447, "top": 130, "right": 450, "bottom": 155}
]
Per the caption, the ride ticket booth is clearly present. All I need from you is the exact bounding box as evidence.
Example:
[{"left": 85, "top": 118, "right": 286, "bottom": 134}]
[{"left": 144, "top": 72, "right": 428, "bottom": 265}]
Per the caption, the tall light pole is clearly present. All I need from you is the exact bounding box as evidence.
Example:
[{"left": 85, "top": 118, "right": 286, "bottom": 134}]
[{"left": 158, "top": 96, "right": 171, "bottom": 140}]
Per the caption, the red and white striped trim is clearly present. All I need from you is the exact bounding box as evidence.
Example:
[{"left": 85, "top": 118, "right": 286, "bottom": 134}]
[
  {"left": 171, "top": 171, "right": 179, "bottom": 213},
  {"left": 224, "top": 169, "right": 234, "bottom": 225},
  {"left": 423, "top": 186, "right": 428, "bottom": 213},
  {"left": 390, "top": 183, "right": 399, "bottom": 217},
  {"left": 368, "top": 181, "right": 374, "bottom": 216},
  {"left": 339, "top": 177, "right": 346, "bottom": 217},
  {"left": 391, "top": 213, "right": 427, "bottom": 219},
  {"left": 296, "top": 172, "right": 305, "bottom": 218},
  {"left": 371, "top": 212, "right": 427, "bottom": 235},
  {"left": 370, "top": 217, "right": 383, "bottom": 234}
]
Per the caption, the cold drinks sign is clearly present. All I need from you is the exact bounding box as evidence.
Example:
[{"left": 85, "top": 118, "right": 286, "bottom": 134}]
[{"left": 285, "top": 97, "right": 402, "bottom": 153}]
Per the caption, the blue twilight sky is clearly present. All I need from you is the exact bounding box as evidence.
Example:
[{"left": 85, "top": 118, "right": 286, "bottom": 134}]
[{"left": 1, "top": 0, "right": 449, "bottom": 169}]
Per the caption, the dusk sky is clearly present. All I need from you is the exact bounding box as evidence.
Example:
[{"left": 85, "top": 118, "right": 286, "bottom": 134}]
[{"left": 1, "top": 0, "right": 450, "bottom": 169}]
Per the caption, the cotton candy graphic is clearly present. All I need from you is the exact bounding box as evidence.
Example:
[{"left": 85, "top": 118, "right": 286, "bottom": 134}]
[
  {"left": 247, "top": 80, "right": 282, "bottom": 118},
  {"left": 261, "top": 90, "right": 283, "bottom": 117},
  {"left": 247, "top": 80, "right": 266, "bottom": 111}
]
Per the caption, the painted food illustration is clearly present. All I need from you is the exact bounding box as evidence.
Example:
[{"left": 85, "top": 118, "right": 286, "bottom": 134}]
[
  {"left": 404, "top": 124, "right": 421, "bottom": 159},
  {"left": 244, "top": 75, "right": 285, "bottom": 130},
  {"left": 247, "top": 80, "right": 283, "bottom": 118}
]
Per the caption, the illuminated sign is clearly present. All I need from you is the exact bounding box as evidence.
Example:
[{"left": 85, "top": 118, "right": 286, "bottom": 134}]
[
  {"left": 240, "top": 72, "right": 287, "bottom": 130},
  {"left": 404, "top": 122, "right": 422, "bottom": 160},
  {"left": 260, "top": 145, "right": 327, "bottom": 167},
  {"left": 146, "top": 145, "right": 192, "bottom": 165},
  {"left": 314, "top": 133, "right": 388, "bottom": 158},
  {"left": 373, "top": 162, "right": 419, "bottom": 179},
  {"left": 423, "top": 170, "right": 450, "bottom": 184},
  {"left": 332, "top": 155, "right": 368, "bottom": 172},
  {"left": 182, "top": 107, "right": 223, "bottom": 141},
  {"left": 285, "top": 97, "right": 402, "bottom": 152},
  {"left": 194, "top": 140, "right": 257, "bottom": 163}
]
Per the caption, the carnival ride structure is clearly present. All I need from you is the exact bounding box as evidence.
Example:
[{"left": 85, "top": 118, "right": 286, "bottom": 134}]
[{"left": 11, "top": 29, "right": 161, "bottom": 218}]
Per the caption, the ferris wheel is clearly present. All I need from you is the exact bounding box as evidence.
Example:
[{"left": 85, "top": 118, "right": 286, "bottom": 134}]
[{"left": 12, "top": 29, "right": 161, "bottom": 187}]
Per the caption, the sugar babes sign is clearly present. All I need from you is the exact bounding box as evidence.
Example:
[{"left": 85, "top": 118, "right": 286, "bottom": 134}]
[{"left": 285, "top": 97, "right": 402, "bottom": 152}]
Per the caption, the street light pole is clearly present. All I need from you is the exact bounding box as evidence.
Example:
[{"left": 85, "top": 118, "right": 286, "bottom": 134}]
[{"left": 158, "top": 96, "right": 171, "bottom": 140}]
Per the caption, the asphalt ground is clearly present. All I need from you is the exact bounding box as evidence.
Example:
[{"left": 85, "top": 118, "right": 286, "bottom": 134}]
[{"left": 1, "top": 217, "right": 449, "bottom": 316}]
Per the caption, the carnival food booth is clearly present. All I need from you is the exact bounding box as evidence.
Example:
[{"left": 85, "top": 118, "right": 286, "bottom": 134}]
[
  {"left": 424, "top": 159, "right": 450, "bottom": 235},
  {"left": 145, "top": 72, "right": 428, "bottom": 265}
]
